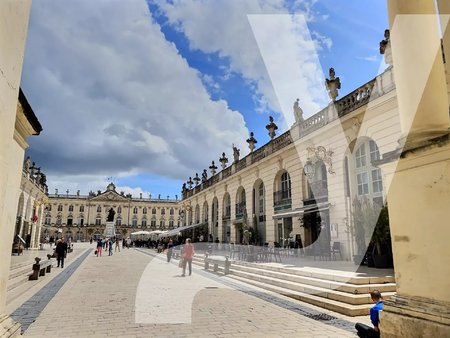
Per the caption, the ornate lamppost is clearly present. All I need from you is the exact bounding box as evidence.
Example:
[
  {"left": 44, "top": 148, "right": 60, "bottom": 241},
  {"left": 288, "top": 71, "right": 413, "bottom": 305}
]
[
  {"left": 246, "top": 132, "right": 258, "bottom": 152},
  {"left": 325, "top": 68, "right": 341, "bottom": 102},
  {"left": 266, "top": 116, "right": 278, "bottom": 140},
  {"left": 209, "top": 161, "right": 218, "bottom": 176},
  {"left": 219, "top": 152, "right": 228, "bottom": 169},
  {"left": 187, "top": 177, "right": 193, "bottom": 189},
  {"left": 193, "top": 173, "right": 200, "bottom": 186}
]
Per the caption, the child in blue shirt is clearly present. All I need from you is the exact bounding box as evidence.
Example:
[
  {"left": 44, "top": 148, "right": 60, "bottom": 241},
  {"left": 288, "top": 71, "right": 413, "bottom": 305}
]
[{"left": 355, "top": 290, "right": 383, "bottom": 337}]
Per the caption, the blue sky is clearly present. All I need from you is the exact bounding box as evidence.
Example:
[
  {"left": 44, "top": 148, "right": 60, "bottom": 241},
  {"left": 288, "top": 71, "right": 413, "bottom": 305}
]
[{"left": 22, "top": 0, "right": 388, "bottom": 198}]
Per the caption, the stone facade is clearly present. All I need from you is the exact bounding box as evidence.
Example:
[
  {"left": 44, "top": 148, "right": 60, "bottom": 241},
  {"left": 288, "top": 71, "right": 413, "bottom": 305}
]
[
  {"left": 14, "top": 157, "right": 48, "bottom": 250},
  {"left": 181, "top": 66, "right": 400, "bottom": 261},
  {"left": 43, "top": 183, "right": 180, "bottom": 240}
]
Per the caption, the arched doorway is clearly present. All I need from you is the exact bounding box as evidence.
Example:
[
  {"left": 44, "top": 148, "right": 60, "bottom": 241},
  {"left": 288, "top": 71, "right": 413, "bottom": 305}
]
[
  {"left": 273, "top": 170, "right": 292, "bottom": 247},
  {"left": 222, "top": 193, "right": 231, "bottom": 243}
]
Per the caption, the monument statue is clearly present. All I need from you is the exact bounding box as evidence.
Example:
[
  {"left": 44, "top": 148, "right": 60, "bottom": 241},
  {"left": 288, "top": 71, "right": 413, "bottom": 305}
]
[
  {"left": 107, "top": 208, "right": 115, "bottom": 222},
  {"left": 23, "top": 156, "right": 31, "bottom": 173},
  {"left": 232, "top": 144, "right": 240, "bottom": 163},
  {"left": 293, "top": 98, "right": 304, "bottom": 123},
  {"left": 202, "top": 169, "right": 208, "bottom": 182},
  {"left": 325, "top": 68, "right": 341, "bottom": 101}
]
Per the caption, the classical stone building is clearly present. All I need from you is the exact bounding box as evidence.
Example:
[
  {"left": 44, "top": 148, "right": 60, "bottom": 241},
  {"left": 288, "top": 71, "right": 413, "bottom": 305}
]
[
  {"left": 180, "top": 65, "right": 399, "bottom": 261},
  {"left": 43, "top": 182, "right": 181, "bottom": 241},
  {"left": 13, "top": 155, "right": 48, "bottom": 250}
]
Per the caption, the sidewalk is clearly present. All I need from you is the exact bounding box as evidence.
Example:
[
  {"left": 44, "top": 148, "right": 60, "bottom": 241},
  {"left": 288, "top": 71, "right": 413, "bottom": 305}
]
[{"left": 18, "top": 246, "right": 360, "bottom": 337}]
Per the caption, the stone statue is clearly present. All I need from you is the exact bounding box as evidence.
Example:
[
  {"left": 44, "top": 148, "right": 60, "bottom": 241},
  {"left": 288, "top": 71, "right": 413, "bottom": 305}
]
[
  {"left": 39, "top": 173, "right": 47, "bottom": 187},
  {"left": 233, "top": 144, "right": 240, "bottom": 163},
  {"left": 325, "top": 68, "right": 341, "bottom": 102},
  {"left": 24, "top": 156, "right": 31, "bottom": 173},
  {"left": 202, "top": 169, "right": 208, "bottom": 182},
  {"left": 107, "top": 208, "right": 115, "bottom": 222},
  {"left": 293, "top": 98, "right": 304, "bottom": 123}
]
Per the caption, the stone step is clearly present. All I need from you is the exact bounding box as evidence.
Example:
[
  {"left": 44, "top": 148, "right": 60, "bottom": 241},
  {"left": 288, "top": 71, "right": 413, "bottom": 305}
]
[
  {"left": 7, "top": 273, "right": 30, "bottom": 292},
  {"left": 233, "top": 260, "right": 395, "bottom": 285},
  {"left": 229, "top": 268, "right": 395, "bottom": 305},
  {"left": 229, "top": 274, "right": 372, "bottom": 317},
  {"left": 228, "top": 263, "right": 396, "bottom": 294},
  {"left": 8, "top": 263, "right": 33, "bottom": 280}
]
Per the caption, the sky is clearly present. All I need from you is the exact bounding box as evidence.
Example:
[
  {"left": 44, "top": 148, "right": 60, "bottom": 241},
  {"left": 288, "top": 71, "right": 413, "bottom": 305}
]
[{"left": 21, "top": 0, "right": 388, "bottom": 199}]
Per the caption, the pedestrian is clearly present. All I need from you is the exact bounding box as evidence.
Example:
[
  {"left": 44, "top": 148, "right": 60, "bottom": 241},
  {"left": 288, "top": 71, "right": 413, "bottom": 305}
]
[
  {"left": 167, "top": 239, "right": 174, "bottom": 263},
  {"left": 355, "top": 290, "right": 383, "bottom": 337},
  {"left": 181, "top": 238, "right": 195, "bottom": 277},
  {"left": 127, "top": 237, "right": 131, "bottom": 249},
  {"left": 96, "top": 238, "right": 103, "bottom": 257},
  {"left": 115, "top": 238, "right": 120, "bottom": 252},
  {"left": 90, "top": 236, "right": 93, "bottom": 245},
  {"left": 55, "top": 237, "right": 68, "bottom": 268},
  {"left": 49, "top": 236, "right": 54, "bottom": 248},
  {"left": 108, "top": 238, "right": 113, "bottom": 256}
]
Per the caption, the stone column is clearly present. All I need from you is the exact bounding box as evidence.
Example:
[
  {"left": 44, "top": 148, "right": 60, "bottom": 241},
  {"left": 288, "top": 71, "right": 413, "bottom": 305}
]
[
  {"left": 264, "top": 180, "right": 275, "bottom": 245},
  {"left": 437, "top": 0, "right": 450, "bottom": 103},
  {"left": 0, "top": 1, "right": 33, "bottom": 336},
  {"left": 387, "top": 0, "right": 450, "bottom": 148},
  {"left": 379, "top": 1, "right": 450, "bottom": 337}
]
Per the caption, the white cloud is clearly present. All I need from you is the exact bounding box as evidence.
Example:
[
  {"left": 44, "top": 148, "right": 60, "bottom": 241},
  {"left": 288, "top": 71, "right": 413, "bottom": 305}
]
[
  {"left": 358, "top": 55, "right": 380, "bottom": 63},
  {"left": 155, "top": 0, "right": 331, "bottom": 119},
  {"left": 23, "top": 0, "right": 249, "bottom": 191}
]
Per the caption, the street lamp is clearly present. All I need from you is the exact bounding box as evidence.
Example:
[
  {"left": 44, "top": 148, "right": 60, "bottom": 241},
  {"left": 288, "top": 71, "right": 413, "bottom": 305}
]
[{"left": 246, "top": 132, "right": 258, "bottom": 152}]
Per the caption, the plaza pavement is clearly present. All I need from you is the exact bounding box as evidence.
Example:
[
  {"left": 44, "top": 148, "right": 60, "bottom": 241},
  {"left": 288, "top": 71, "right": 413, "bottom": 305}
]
[{"left": 11, "top": 243, "right": 366, "bottom": 337}]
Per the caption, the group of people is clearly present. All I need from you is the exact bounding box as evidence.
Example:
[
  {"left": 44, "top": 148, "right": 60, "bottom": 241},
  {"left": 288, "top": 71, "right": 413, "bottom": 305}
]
[
  {"left": 94, "top": 237, "right": 131, "bottom": 257},
  {"left": 164, "top": 238, "right": 195, "bottom": 277}
]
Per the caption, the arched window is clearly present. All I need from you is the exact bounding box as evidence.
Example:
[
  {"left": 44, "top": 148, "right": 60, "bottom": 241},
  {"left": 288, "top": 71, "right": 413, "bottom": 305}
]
[
  {"left": 97, "top": 205, "right": 101, "bottom": 212},
  {"left": 169, "top": 220, "right": 174, "bottom": 227},
  {"left": 354, "top": 140, "right": 383, "bottom": 205},
  {"left": 143, "top": 207, "right": 147, "bottom": 214},
  {"left": 58, "top": 204, "right": 63, "bottom": 212},
  {"left": 258, "top": 182, "right": 265, "bottom": 214},
  {"left": 79, "top": 205, "right": 84, "bottom": 212},
  {"left": 142, "top": 219, "right": 147, "bottom": 227},
  {"left": 69, "top": 205, "right": 74, "bottom": 212},
  {"left": 161, "top": 208, "right": 166, "bottom": 215},
  {"left": 133, "top": 207, "right": 138, "bottom": 214},
  {"left": 160, "top": 220, "right": 165, "bottom": 228},
  {"left": 132, "top": 219, "right": 138, "bottom": 227},
  {"left": 45, "top": 215, "right": 51, "bottom": 225}
]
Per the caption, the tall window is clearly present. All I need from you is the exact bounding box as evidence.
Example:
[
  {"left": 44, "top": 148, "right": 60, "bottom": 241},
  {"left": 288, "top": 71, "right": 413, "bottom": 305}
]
[
  {"left": 45, "top": 215, "right": 51, "bottom": 225},
  {"left": 143, "top": 207, "right": 147, "bottom": 214},
  {"left": 118, "top": 206, "right": 122, "bottom": 213},
  {"left": 69, "top": 205, "right": 74, "bottom": 212},
  {"left": 46, "top": 204, "right": 52, "bottom": 211},
  {"left": 151, "top": 220, "right": 156, "bottom": 227},
  {"left": 132, "top": 219, "right": 137, "bottom": 227},
  {"left": 169, "top": 220, "right": 174, "bottom": 227},
  {"left": 354, "top": 140, "right": 383, "bottom": 204},
  {"left": 133, "top": 207, "right": 138, "bottom": 214},
  {"left": 170, "top": 208, "right": 174, "bottom": 215},
  {"left": 160, "top": 220, "right": 165, "bottom": 227},
  {"left": 161, "top": 208, "right": 165, "bottom": 215},
  {"left": 258, "top": 182, "right": 264, "bottom": 214},
  {"left": 56, "top": 216, "right": 62, "bottom": 226},
  {"left": 95, "top": 217, "right": 101, "bottom": 225},
  {"left": 116, "top": 218, "right": 121, "bottom": 226},
  {"left": 142, "top": 220, "right": 147, "bottom": 227},
  {"left": 281, "top": 172, "right": 291, "bottom": 198},
  {"left": 152, "top": 208, "right": 156, "bottom": 214},
  {"left": 58, "top": 205, "right": 63, "bottom": 212},
  {"left": 79, "top": 218, "right": 84, "bottom": 226},
  {"left": 97, "top": 206, "right": 101, "bottom": 212},
  {"left": 79, "top": 205, "right": 84, "bottom": 212}
]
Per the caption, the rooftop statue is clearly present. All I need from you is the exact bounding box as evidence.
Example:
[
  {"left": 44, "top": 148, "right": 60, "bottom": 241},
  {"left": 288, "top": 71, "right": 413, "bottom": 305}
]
[
  {"left": 293, "top": 98, "right": 304, "bottom": 123},
  {"left": 232, "top": 144, "right": 240, "bottom": 163}
]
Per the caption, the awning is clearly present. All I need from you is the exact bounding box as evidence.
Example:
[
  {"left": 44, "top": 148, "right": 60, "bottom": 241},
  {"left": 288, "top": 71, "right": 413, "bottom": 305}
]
[
  {"left": 272, "top": 203, "right": 330, "bottom": 219},
  {"left": 159, "top": 221, "right": 207, "bottom": 237}
]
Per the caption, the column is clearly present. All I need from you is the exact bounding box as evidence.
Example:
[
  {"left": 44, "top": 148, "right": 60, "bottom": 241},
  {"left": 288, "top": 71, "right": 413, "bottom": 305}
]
[
  {"left": 387, "top": 0, "right": 450, "bottom": 148},
  {"left": 437, "top": 0, "right": 450, "bottom": 103},
  {"left": 264, "top": 180, "right": 275, "bottom": 245},
  {"left": 0, "top": 1, "right": 33, "bottom": 336},
  {"left": 379, "top": 1, "right": 450, "bottom": 337}
]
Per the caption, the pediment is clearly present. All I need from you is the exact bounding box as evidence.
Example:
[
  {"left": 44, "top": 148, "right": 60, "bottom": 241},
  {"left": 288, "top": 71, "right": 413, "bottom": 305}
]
[{"left": 90, "top": 191, "right": 129, "bottom": 202}]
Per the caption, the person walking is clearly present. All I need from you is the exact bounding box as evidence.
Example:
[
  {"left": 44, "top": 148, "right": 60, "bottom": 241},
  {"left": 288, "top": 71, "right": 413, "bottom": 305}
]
[
  {"left": 108, "top": 238, "right": 113, "bottom": 256},
  {"left": 181, "top": 238, "right": 195, "bottom": 277},
  {"left": 355, "top": 290, "right": 383, "bottom": 337},
  {"left": 96, "top": 238, "right": 103, "bottom": 257},
  {"left": 115, "top": 238, "right": 120, "bottom": 252},
  {"left": 126, "top": 237, "right": 131, "bottom": 249},
  {"left": 55, "top": 237, "right": 68, "bottom": 268},
  {"left": 167, "top": 239, "right": 174, "bottom": 263}
]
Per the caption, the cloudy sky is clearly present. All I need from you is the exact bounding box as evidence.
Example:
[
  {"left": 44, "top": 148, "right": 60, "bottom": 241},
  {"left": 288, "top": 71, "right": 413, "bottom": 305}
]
[{"left": 21, "top": 0, "right": 387, "bottom": 198}]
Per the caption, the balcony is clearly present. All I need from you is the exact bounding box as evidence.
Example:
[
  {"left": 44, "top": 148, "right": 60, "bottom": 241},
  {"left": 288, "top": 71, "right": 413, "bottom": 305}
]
[
  {"left": 304, "top": 180, "right": 328, "bottom": 206},
  {"left": 273, "top": 189, "right": 292, "bottom": 211}
]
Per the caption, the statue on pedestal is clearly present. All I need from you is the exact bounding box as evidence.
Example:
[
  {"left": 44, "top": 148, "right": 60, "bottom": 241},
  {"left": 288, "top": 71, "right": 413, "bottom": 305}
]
[
  {"left": 107, "top": 208, "right": 115, "bottom": 222},
  {"left": 233, "top": 144, "right": 240, "bottom": 163},
  {"left": 293, "top": 98, "right": 304, "bottom": 123},
  {"left": 23, "top": 156, "right": 31, "bottom": 173},
  {"left": 325, "top": 68, "right": 341, "bottom": 102}
]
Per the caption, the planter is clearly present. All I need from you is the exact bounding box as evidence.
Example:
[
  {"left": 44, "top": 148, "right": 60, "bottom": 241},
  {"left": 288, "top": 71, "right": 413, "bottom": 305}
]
[{"left": 373, "top": 254, "right": 390, "bottom": 269}]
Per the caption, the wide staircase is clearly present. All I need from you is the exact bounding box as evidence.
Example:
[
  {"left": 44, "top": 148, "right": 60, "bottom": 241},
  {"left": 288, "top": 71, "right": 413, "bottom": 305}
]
[{"left": 191, "top": 255, "right": 396, "bottom": 316}]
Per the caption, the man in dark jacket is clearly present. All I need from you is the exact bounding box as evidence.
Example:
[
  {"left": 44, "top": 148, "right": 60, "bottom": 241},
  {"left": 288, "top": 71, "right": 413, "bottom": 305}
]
[{"left": 55, "top": 237, "right": 68, "bottom": 268}]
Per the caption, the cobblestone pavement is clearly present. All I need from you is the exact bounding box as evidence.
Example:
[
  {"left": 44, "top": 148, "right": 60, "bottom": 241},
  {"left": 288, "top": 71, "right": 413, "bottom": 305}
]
[{"left": 22, "top": 246, "right": 358, "bottom": 337}]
